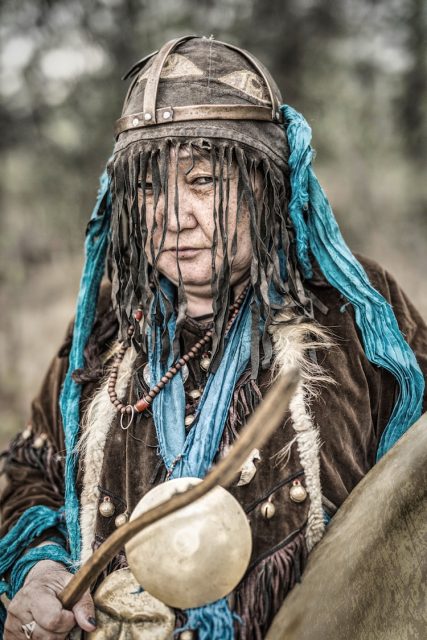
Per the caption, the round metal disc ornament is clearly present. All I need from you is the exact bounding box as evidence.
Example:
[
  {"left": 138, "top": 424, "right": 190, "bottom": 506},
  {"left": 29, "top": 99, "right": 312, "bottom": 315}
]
[{"left": 125, "top": 477, "right": 252, "bottom": 609}]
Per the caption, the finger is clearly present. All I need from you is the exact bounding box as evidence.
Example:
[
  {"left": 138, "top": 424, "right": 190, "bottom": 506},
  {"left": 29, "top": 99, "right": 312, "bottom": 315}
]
[
  {"left": 32, "top": 597, "right": 75, "bottom": 633},
  {"left": 3, "top": 614, "right": 20, "bottom": 640},
  {"left": 31, "top": 621, "right": 69, "bottom": 640},
  {"left": 4, "top": 607, "right": 33, "bottom": 640},
  {"left": 72, "top": 590, "right": 97, "bottom": 633},
  {"left": 6, "top": 611, "right": 69, "bottom": 640}
]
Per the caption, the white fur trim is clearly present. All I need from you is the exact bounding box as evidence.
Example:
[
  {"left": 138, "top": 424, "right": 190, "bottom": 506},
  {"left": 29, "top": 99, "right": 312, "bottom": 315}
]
[
  {"left": 79, "top": 346, "right": 136, "bottom": 563},
  {"left": 271, "top": 316, "right": 332, "bottom": 551}
]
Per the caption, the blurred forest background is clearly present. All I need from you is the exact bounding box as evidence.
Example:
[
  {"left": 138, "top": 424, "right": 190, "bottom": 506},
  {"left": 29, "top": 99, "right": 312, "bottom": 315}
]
[{"left": 0, "top": 0, "right": 426, "bottom": 446}]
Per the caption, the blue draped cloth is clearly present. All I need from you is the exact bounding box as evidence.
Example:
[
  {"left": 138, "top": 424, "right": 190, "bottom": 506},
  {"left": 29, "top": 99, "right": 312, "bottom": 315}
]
[{"left": 147, "top": 280, "right": 252, "bottom": 638}]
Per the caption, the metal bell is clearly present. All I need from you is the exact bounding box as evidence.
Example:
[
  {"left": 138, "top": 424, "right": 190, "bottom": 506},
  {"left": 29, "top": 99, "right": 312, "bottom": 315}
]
[
  {"left": 33, "top": 433, "right": 47, "bottom": 449},
  {"left": 115, "top": 512, "right": 129, "bottom": 528},
  {"left": 184, "top": 414, "right": 195, "bottom": 428},
  {"left": 125, "top": 477, "right": 252, "bottom": 609},
  {"left": 99, "top": 496, "right": 115, "bottom": 517},
  {"left": 200, "top": 356, "right": 211, "bottom": 371},
  {"left": 260, "top": 499, "right": 276, "bottom": 519},
  {"left": 21, "top": 426, "right": 32, "bottom": 440},
  {"left": 289, "top": 479, "right": 308, "bottom": 503}
]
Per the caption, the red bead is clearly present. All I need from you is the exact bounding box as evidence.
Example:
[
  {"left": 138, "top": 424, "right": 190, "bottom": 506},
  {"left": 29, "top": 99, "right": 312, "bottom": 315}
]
[
  {"left": 135, "top": 398, "right": 150, "bottom": 413},
  {"left": 134, "top": 310, "right": 143, "bottom": 321}
]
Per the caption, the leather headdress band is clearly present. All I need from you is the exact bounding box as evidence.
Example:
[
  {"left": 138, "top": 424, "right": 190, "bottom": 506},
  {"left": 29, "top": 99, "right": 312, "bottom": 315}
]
[{"left": 114, "top": 35, "right": 284, "bottom": 140}]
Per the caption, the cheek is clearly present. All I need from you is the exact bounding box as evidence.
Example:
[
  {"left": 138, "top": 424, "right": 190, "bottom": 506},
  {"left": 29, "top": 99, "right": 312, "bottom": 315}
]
[
  {"left": 216, "top": 213, "right": 251, "bottom": 274},
  {"left": 233, "top": 226, "right": 252, "bottom": 268},
  {"left": 140, "top": 196, "right": 163, "bottom": 260},
  {"left": 140, "top": 195, "right": 157, "bottom": 228}
]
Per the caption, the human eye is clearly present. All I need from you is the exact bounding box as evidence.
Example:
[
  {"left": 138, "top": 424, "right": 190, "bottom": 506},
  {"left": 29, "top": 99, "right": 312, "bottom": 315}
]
[{"left": 190, "top": 175, "right": 214, "bottom": 187}]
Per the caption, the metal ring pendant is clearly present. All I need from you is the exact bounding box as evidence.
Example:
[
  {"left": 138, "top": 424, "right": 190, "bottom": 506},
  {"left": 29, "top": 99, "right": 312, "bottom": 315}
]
[{"left": 120, "top": 406, "right": 135, "bottom": 430}]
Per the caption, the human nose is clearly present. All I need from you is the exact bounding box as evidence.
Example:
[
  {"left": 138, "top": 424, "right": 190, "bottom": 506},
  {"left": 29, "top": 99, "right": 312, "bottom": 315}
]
[{"left": 165, "top": 185, "right": 198, "bottom": 232}]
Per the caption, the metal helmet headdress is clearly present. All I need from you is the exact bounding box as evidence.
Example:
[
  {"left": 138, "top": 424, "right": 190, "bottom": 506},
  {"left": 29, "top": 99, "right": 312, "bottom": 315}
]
[{"left": 115, "top": 35, "right": 286, "bottom": 165}]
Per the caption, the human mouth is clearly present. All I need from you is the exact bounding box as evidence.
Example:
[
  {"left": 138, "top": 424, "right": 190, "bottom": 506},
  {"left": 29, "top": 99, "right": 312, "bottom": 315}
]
[{"left": 165, "top": 247, "right": 207, "bottom": 259}]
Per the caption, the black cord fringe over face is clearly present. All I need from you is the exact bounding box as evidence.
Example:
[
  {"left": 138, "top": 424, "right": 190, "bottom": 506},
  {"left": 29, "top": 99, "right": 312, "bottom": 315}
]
[{"left": 107, "top": 137, "right": 312, "bottom": 378}]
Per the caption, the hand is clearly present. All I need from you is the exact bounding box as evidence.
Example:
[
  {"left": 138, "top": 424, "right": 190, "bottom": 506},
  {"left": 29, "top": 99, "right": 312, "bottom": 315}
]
[{"left": 4, "top": 559, "right": 97, "bottom": 639}]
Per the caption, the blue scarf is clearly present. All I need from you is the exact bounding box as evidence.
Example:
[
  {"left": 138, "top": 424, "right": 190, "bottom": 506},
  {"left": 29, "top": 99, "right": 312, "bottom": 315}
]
[
  {"left": 147, "top": 279, "right": 252, "bottom": 638},
  {"left": 148, "top": 280, "right": 252, "bottom": 477}
]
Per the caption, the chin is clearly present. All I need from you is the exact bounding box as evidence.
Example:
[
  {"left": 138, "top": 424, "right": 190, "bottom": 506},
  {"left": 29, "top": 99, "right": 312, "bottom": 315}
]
[
  {"left": 157, "top": 257, "right": 213, "bottom": 288},
  {"left": 175, "top": 271, "right": 212, "bottom": 287}
]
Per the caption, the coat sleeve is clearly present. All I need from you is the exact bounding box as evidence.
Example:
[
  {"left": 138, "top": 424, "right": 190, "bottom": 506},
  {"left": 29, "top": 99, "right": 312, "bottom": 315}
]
[
  {"left": 0, "top": 281, "right": 115, "bottom": 543},
  {"left": 0, "top": 329, "right": 70, "bottom": 541}
]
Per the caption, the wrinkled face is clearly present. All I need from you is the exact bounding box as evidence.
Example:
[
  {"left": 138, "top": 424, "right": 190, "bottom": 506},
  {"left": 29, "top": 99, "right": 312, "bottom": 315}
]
[{"left": 139, "top": 147, "right": 257, "bottom": 296}]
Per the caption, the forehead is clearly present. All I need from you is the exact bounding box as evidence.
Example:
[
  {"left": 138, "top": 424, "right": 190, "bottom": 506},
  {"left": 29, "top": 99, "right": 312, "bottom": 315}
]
[
  {"left": 145, "top": 145, "right": 212, "bottom": 175},
  {"left": 174, "top": 146, "right": 210, "bottom": 165}
]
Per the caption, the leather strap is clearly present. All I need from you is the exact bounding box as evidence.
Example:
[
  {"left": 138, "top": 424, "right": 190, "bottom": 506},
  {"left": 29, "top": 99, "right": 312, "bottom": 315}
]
[
  {"left": 143, "top": 35, "right": 196, "bottom": 124},
  {"left": 114, "top": 104, "right": 283, "bottom": 139}
]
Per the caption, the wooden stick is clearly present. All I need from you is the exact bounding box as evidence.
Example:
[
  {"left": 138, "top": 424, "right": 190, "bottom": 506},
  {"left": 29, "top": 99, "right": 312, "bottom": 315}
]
[{"left": 59, "top": 368, "right": 299, "bottom": 609}]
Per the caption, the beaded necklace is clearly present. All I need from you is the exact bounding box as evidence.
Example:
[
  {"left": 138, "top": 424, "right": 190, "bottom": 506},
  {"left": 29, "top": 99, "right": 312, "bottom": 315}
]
[{"left": 107, "top": 285, "right": 249, "bottom": 426}]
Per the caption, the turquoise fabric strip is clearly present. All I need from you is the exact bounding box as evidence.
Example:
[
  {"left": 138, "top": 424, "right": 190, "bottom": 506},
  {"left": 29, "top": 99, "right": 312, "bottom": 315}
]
[
  {"left": 8, "top": 544, "right": 75, "bottom": 599},
  {"left": 59, "top": 169, "right": 112, "bottom": 562},
  {"left": 281, "top": 104, "right": 425, "bottom": 459},
  {"left": 0, "top": 506, "right": 67, "bottom": 577},
  {"left": 148, "top": 284, "right": 252, "bottom": 477},
  {"left": 147, "top": 281, "right": 252, "bottom": 639},
  {"left": 180, "top": 599, "right": 236, "bottom": 640}
]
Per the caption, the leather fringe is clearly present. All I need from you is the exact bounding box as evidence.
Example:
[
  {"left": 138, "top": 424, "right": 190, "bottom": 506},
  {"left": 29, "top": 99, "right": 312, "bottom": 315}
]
[
  {"left": 1, "top": 431, "right": 64, "bottom": 499},
  {"left": 234, "top": 529, "right": 308, "bottom": 640},
  {"left": 221, "top": 369, "right": 263, "bottom": 452},
  {"left": 91, "top": 534, "right": 129, "bottom": 593}
]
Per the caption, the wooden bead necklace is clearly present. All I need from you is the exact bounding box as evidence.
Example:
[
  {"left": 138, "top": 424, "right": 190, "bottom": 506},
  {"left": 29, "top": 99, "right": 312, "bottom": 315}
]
[{"left": 108, "top": 285, "right": 249, "bottom": 428}]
